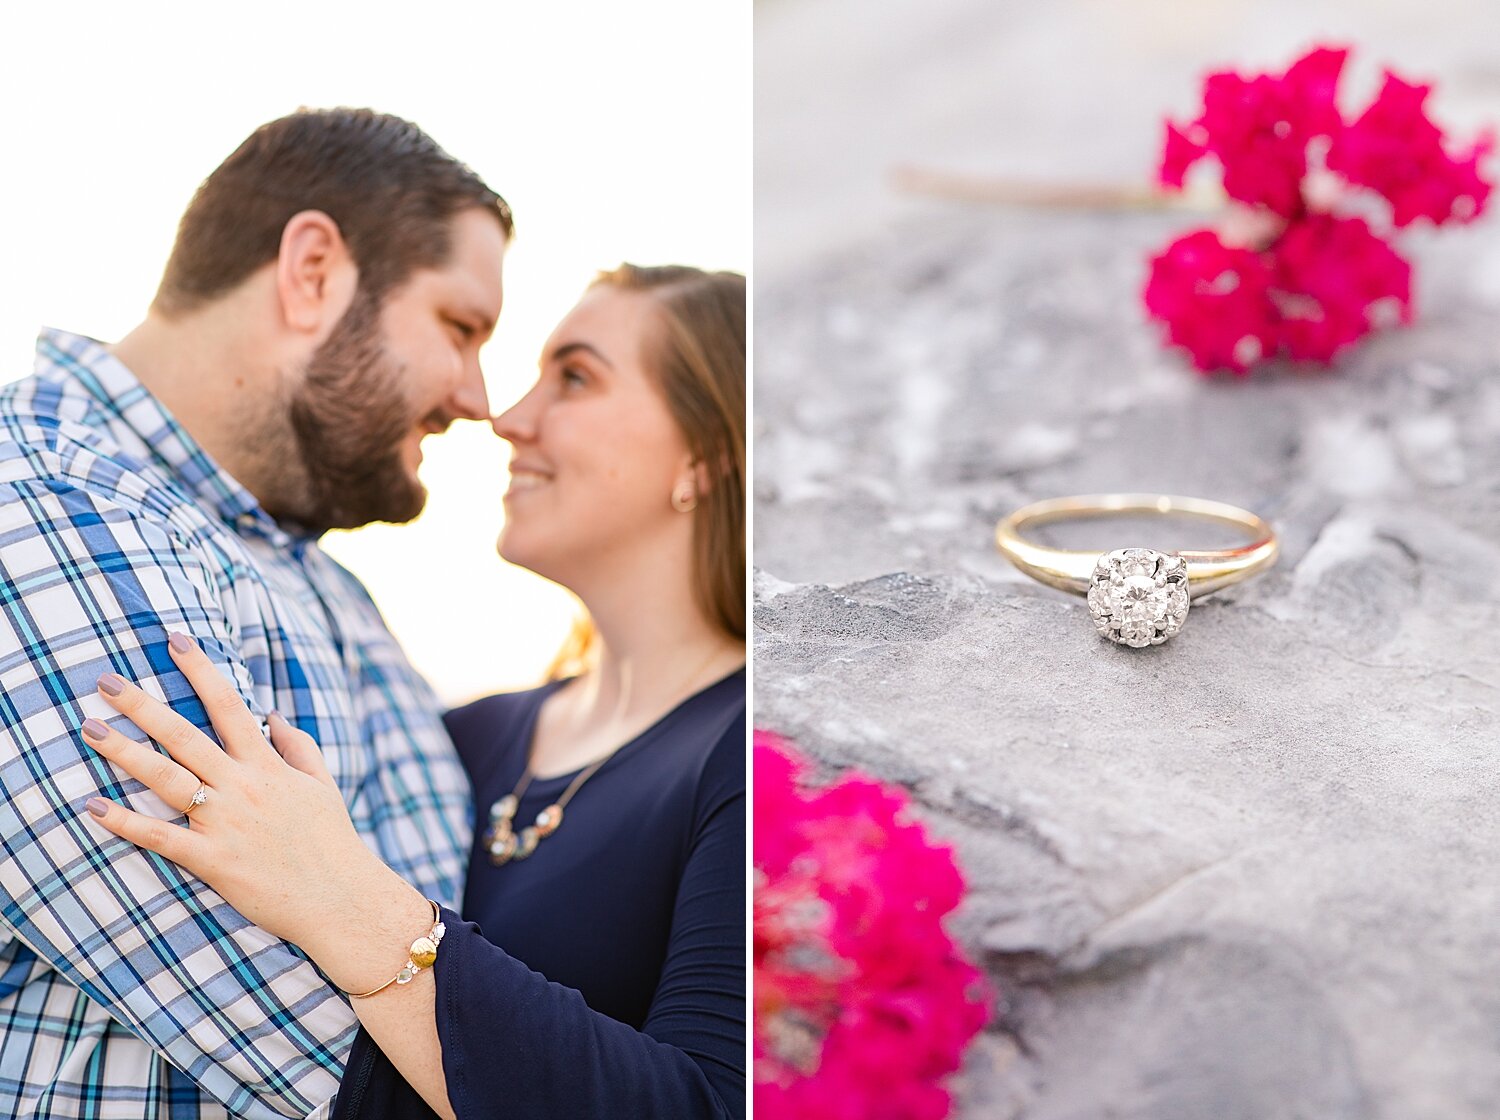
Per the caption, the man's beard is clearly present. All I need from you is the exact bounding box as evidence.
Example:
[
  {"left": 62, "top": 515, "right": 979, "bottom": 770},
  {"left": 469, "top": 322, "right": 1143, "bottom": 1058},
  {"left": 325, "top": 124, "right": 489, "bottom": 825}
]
[{"left": 279, "top": 290, "right": 429, "bottom": 534}]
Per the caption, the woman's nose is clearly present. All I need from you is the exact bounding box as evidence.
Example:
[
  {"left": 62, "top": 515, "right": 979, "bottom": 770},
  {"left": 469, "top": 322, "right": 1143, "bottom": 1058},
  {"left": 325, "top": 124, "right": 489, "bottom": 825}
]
[
  {"left": 492, "top": 382, "right": 544, "bottom": 441},
  {"left": 491, "top": 401, "right": 531, "bottom": 442}
]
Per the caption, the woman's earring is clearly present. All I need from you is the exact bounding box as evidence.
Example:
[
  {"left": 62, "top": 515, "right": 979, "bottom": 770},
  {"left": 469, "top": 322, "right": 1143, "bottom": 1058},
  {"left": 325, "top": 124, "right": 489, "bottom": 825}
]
[{"left": 672, "top": 486, "right": 698, "bottom": 513}]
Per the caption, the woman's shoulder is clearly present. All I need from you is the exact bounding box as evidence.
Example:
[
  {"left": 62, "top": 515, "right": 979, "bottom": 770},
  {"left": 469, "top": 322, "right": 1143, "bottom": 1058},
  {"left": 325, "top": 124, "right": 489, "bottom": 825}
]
[
  {"left": 685, "top": 670, "right": 746, "bottom": 814},
  {"left": 598, "top": 668, "right": 744, "bottom": 823}
]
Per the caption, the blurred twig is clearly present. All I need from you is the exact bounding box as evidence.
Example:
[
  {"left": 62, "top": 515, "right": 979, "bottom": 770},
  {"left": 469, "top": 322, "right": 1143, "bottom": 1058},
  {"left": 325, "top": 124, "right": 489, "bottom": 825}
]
[{"left": 890, "top": 164, "right": 1213, "bottom": 210}]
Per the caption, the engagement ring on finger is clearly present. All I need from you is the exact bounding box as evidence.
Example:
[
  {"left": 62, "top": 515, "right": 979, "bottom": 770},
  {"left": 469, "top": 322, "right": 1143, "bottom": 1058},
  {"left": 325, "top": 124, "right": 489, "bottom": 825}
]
[
  {"left": 182, "top": 782, "right": 208, "bottom": 816},
  {"left": 995, "top": 494, "right": 1278, "bottom": 647}
]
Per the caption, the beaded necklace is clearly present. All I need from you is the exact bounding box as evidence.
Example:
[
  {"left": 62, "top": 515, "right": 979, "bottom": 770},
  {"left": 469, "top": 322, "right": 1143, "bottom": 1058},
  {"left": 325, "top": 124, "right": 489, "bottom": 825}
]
[{"left": 484, "top": 647, "right": 726, "bottom": 866}]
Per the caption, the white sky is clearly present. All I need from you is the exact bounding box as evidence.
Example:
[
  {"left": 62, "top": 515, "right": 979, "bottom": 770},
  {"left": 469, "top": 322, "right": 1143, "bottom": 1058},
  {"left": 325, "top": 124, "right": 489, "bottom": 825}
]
[{"left": 0, "top": 1, "right": 750, "bottom": 706}]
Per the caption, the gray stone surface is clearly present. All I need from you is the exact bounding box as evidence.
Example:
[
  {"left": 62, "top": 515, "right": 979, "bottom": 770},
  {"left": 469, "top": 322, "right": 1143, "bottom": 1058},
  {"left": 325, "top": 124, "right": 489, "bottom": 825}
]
[{"left": 755, "top": 5, "right": 1500, "bottom": 1115}]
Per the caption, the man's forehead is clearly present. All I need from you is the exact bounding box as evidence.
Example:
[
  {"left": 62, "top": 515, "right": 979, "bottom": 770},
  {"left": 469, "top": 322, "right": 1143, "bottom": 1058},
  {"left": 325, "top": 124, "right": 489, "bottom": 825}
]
[{"left": 427, "top": 215, "right": 506, "bottom": 319}]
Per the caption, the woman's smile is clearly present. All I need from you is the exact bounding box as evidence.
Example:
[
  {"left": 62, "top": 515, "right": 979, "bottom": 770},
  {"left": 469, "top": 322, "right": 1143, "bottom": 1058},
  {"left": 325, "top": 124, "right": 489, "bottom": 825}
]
[{"left": 504, "top": 465, "right": 554, "bottom": 499}]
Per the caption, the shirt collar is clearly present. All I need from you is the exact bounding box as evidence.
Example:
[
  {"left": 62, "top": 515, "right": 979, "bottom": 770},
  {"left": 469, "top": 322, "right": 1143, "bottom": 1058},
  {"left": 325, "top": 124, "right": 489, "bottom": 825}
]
[{"left": 34, "top": 327, "right": 295, "bottom": 547}]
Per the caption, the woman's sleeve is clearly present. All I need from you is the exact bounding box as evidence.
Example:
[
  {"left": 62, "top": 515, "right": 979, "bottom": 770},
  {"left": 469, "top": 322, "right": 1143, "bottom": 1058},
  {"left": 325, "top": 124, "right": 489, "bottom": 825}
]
[{"left": 434, "top": 713, "right": 746, "bottom": 1120}]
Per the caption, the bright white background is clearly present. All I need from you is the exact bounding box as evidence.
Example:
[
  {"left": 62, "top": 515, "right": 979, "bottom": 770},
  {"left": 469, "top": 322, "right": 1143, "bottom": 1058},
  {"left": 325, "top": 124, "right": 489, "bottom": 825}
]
[{"left": 0, "top": 2, "right": 750, "bottom": 705}]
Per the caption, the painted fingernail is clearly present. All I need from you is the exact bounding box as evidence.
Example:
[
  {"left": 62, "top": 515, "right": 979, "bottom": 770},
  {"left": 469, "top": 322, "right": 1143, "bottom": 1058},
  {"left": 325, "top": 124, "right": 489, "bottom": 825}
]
[
  {"left": 86, "top": 797, "right": 109, "bottom": 818},
  {"left": 169, "top": 632, "right": 192, "bottom": 654},
  {"left": 97, "top": 674, "right": 125, "bottom": 697},
  {"left": 81, "top": 718, "right": 110, "bottom": 741}
]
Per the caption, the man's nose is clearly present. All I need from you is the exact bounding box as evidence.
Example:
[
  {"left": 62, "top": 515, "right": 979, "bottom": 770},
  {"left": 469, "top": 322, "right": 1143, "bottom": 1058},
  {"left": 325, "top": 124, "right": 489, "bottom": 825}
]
[{"left": 450, "top": 353, "right": 491, "bottom": 421}]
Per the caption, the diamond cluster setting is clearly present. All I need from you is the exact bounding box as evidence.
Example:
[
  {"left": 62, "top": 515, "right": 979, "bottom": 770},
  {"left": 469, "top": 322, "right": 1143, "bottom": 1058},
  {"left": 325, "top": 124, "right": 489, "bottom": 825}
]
[{"left": 1087, "top": 548, "right": 1190, "bottom": 647}]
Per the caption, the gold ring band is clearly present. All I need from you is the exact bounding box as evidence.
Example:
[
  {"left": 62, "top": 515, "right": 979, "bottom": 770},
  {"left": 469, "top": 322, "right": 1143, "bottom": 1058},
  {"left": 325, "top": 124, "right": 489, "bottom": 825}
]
[{"left": 995, "top": 494, "right": 1278, "bottom": 646}]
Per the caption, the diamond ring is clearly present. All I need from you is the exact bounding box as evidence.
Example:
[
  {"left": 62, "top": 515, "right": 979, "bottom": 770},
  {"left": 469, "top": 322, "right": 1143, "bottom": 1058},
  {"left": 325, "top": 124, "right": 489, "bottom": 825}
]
[
  {"left": 182, "top": 782, "right": 208, "bottom": 816},
  {"left": 994, "top": 494, "right": 1278, "bottom": 647}
]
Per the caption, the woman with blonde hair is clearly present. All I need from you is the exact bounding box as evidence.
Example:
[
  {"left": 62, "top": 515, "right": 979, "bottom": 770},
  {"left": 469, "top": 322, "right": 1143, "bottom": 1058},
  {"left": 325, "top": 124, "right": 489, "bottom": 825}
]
[{"left": 79, "top": 264, "right": 746, "bottom": 1119}]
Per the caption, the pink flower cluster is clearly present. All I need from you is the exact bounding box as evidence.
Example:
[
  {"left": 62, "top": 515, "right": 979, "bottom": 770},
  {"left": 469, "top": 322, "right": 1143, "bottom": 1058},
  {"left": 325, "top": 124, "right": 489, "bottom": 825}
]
[
  {"left": 1147, "top": 45, "right": 1492, "bottom": 374},
  {"left": 754, "top": 732, "right": 990, "bottom": 1120}
]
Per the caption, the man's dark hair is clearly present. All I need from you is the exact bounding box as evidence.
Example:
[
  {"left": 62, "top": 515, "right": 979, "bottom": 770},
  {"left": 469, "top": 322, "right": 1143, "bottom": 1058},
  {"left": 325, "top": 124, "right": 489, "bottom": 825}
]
[{"left": 154, "top": 107, "right": 513, "bottom": 315}]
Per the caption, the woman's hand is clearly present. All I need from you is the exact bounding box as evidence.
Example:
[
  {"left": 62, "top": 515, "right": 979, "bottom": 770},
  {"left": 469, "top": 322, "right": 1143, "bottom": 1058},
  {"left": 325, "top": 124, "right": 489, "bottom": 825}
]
[
  {"left": 79, "top": 633, "right": 395, "bottom": 962},
  {"left": 82, "top": 633, "right": 459, "bottom": 1117}
]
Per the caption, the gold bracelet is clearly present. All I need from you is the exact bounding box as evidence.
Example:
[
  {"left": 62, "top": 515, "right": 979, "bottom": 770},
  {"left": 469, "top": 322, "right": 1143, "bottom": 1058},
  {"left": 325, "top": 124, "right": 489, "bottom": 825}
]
[{"left": 347, "top": 900, "right": 447, "bottom": 1000}]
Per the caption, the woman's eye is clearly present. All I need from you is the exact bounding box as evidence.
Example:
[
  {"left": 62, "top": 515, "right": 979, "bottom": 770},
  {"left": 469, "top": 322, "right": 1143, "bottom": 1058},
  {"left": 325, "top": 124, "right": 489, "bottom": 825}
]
[
  {"left": 561, "top": 366, "right": 587, "bottom": 388},
  {"left": 450, "top": 320, "right": 475, "bottom": 341}
]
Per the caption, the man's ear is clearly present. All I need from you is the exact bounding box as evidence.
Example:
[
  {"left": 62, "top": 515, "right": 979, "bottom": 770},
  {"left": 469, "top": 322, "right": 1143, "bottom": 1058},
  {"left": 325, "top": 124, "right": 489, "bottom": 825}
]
[{"left": 276, "top": 210, "right": 358, "bottom": 334}]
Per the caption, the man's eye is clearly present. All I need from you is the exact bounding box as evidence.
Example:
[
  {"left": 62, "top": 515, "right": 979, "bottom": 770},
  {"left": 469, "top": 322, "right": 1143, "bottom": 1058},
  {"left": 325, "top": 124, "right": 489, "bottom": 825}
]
[
  {"left": 450, "top": 320, "right": 475, "bottom": 341},
  {"left": 561, "top": 366, "right": 587, "bottom": 387}
]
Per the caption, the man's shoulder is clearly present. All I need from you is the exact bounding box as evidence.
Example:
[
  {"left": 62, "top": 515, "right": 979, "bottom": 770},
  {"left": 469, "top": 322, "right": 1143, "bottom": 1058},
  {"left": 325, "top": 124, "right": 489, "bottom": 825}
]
[{"left": 0, "top": 375, "right": 212, "bottom": 540}]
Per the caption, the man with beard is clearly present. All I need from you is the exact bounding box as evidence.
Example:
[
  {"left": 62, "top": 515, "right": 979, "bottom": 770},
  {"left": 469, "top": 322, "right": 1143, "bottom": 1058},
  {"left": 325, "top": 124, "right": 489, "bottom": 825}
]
[{"left": 0, "top": 109, "right": 509, "bottom": 1119}]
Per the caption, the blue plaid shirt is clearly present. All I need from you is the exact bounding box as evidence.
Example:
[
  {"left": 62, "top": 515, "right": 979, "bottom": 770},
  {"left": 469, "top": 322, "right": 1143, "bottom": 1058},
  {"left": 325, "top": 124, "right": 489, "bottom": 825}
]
[{"left": 0, "top": 329, "right": 473, "bottom": 1118}]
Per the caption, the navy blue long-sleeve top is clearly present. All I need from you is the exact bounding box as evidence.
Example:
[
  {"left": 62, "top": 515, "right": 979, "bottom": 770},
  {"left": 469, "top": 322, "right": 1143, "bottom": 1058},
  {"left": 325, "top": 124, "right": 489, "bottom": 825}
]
[{"left": 333, "top": 668, "right": 746, "bottom": 1120}]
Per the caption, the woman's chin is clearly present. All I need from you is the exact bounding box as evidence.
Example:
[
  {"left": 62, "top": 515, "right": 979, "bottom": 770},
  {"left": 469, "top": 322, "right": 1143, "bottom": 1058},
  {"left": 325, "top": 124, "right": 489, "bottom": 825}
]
[
  {"left": 496, "top": 530, "right": 555, "bottom": 583},
  {"left": 495, "top": 528, "right": 522, "bottom": 566}
]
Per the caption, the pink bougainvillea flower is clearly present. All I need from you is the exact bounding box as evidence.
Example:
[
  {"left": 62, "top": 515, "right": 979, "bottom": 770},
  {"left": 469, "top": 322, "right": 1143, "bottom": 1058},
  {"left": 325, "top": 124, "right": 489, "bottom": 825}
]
[
  {"left": 1159, "top": 120, "right": 1207, "bottom": 189},
  {"left": 1144, "top": 218, "right": 1412, "bottom": 373},
  {"left": 1147, "top": 43, "right": 1491, "bottom": 375},
  {"left": 1269, "top": 213, "right": 1412, "bottom": 362},
  {"left": 753, "top": 732, "right": 990, "bottom": 1120},
  {"left": 1162, "top": 45, "right": 1349, "bottom": 217},
  {"left": 1328, "top": 71, "right": 1494, "bottom": 227},
  {"left": 1278, "top": 43, "right": 1348, "bottom": 135},
  {"left": 1144, "top": 228, "right": 1279, "bottom": 374}
]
